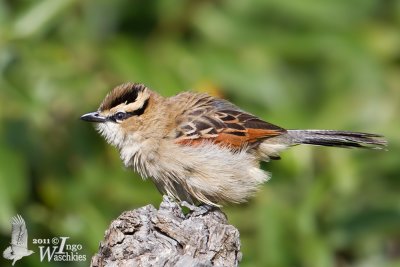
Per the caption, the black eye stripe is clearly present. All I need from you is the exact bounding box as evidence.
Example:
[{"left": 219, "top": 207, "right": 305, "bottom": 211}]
[
  {"left": 108, "top": 100, "right": 149, "bottom": 122},
  {"left": 130, "top": 99, "right": 149, "bottom": 116}
]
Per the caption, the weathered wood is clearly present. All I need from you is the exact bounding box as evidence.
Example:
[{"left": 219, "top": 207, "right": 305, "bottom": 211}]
[{"left": 91, "top": 196, "right": 241, "bottom": 267}]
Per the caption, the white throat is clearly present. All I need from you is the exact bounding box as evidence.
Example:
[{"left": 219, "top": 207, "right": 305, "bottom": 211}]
[
  {"left": 96, "top": 122, "right": 149, "bottom": 173},
  {"left": 96, "top": 122, "right": 126, "bottom": 148}
]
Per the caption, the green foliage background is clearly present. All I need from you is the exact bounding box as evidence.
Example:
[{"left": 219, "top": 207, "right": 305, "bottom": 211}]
[{"left": 1, "top": 1, "right": 399, "bottom": 266}]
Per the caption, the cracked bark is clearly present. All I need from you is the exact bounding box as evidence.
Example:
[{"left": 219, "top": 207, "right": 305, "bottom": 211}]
[{"left": 90, "top": 196, "right": 241, "bottom": 267}]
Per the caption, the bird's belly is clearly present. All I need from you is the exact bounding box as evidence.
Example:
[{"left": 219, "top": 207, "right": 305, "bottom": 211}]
[{"left": 139, "top": 142, "right": 271, "bottom": 206}]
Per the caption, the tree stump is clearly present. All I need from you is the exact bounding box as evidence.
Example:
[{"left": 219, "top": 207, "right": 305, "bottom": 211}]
[{"left": 90, "top": 196, "right": 241, "bottom": 267}]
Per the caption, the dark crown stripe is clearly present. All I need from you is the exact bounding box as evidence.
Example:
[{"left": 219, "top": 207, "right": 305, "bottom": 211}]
[{"left": 100, "top": 83, "right": 146, "bottom": 111}]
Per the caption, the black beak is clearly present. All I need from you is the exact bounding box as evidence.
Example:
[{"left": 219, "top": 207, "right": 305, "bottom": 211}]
[{"left": 80, "top": 112, "right": 107, "bottom": 123}]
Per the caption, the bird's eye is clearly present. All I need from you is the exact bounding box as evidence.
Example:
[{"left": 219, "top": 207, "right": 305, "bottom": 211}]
[
  {"left": 115, "top": 112, "right": 127, "bottom": 121},
  {"left": 109, "top": 111, "right": 135, "bottom": 122}
]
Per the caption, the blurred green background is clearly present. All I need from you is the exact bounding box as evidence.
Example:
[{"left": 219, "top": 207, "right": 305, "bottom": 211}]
[{"left": 1, "top": 0, "right": 399, "bottom": 266}]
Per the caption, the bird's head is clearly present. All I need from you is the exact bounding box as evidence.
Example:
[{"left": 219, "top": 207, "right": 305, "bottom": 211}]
[
  {"left": 80, "top": 83, "right": 153, "bottom": 148},
  {"left": 27, "top": 250, "right": 34, "bottom": 255}
]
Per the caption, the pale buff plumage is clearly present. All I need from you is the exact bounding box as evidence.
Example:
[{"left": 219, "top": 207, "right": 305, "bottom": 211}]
[{"left": 81, "top": 83, "right": 386, "bottom": 206}]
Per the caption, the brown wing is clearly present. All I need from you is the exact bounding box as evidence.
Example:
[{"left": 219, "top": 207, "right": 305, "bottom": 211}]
[{"left": 174, "top": 94, "right": 286, "bottom": 149}]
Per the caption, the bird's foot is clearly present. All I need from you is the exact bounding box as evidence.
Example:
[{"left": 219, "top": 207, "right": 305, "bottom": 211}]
[{"left": 180, "top": 201, "right": 214, "bottom": 216}]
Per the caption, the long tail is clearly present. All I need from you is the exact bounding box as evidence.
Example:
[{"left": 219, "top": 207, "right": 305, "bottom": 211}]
[{"left": 287, "top": 130, "right": 387, "bottom": 149}]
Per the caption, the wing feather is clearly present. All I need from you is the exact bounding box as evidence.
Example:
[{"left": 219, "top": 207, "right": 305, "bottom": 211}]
[
  {"left": 174, "top": 94, "right": 286, "bottom": 149},
  {"left": 11, "top": 215, "right": 28, "bottom": 248}
]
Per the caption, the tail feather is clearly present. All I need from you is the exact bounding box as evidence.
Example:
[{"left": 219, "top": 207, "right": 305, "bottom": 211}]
[{"left": 287, "top": 130, "right": 387, "bottom": 149}]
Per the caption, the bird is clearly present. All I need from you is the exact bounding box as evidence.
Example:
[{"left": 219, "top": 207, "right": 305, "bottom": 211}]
[
  {"left": 3, "top": 215, "right": 34, "bottom": 266},
  {"left": 81, "top": 82, "right": 387, "bottom": 207}
]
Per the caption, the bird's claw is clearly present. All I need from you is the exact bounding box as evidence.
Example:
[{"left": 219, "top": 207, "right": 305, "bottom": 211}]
[{"left": 180, "top": 201, "right": 214, "bottom": 216}]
